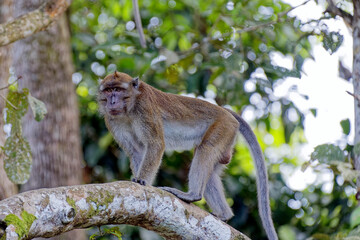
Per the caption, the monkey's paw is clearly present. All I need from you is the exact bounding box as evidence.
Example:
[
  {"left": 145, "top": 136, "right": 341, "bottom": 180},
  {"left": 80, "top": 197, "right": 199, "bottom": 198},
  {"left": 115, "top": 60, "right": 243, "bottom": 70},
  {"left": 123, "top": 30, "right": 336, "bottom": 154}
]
[
  {"left": 210, "top": 212, "right": 230, "bottom": 222},
  {"left": 132, "top": 178, "right": 147, "bottom": 186}
]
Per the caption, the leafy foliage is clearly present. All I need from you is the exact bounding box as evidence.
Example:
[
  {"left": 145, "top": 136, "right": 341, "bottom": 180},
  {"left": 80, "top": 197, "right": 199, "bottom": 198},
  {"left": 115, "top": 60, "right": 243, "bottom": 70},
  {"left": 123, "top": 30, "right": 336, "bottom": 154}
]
[{"left": 306, "top": 144, "right": 360, "bottom": 185}]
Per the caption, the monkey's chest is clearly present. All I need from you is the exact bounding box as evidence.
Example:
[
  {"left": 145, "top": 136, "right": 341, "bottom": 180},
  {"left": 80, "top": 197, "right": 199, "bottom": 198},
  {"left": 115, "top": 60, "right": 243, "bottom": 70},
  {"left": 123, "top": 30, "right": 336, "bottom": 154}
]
[{"left": 163, "top": 121, "right": 207, "bottom": 151}]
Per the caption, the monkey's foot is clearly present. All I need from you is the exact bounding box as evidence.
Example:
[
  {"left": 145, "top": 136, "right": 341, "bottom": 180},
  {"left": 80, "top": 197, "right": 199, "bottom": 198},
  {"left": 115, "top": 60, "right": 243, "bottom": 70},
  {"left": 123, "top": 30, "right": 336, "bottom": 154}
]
[
  {"left": 132, "top": 178, "right": 147, "bottom": 186},
  {"left": 158, "top": 186, "right": 202, "bottom": 203}
]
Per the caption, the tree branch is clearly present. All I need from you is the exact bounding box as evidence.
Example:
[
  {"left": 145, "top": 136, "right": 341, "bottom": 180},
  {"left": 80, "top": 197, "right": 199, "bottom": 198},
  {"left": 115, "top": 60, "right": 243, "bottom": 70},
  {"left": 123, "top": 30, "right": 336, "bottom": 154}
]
[
  {"left": 325, "top": 0, "right": 353, "bottom": 28},
  {"left": 0, "top": 0, "right": 71, "bottom": 47},
  {"left": 0, "top": 181, "right": 249, "bottom": 240}
]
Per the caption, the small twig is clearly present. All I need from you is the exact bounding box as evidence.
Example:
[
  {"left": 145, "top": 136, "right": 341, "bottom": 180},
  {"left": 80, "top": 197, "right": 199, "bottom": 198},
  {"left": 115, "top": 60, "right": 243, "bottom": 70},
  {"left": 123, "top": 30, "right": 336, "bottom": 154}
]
[
  {"left": 0, "top": 76, "right": 22, "bottom": 91},
  {"left": 0, "top": 94, "right": 17, "bottom": 110},
  {"left": 132, "top": 0, "right": 146, "bottom": 48},
  {"left": 347, "top": 91, "right": 360, "bottom": 102},
  {"left": 281, "top": 0, "right": 312, "bottom": 17}
]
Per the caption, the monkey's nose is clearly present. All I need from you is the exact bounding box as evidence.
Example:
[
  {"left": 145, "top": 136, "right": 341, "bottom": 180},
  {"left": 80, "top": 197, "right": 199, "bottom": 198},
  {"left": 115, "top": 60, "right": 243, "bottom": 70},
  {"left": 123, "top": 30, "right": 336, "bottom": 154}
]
[{"left": 110, "top": 95, "right": 116, "bottom": 104}]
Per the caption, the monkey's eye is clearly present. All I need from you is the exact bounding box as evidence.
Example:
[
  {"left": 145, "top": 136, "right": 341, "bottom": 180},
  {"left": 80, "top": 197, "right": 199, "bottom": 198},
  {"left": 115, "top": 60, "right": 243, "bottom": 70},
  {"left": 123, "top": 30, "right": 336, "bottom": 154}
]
[
  {"left": 113, "top": 87, "right": 125, "bottom": 92},
  {"left": 99, "top": 98, "right": 107, "bottom": 102},
  {"left": 102, "top": 87, "right": 125, "bottom": 93}
]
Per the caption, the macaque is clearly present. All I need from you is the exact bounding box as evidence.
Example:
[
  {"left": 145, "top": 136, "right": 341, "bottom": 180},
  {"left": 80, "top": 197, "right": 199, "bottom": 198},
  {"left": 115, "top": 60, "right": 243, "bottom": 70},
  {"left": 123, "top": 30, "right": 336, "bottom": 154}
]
[{"left": 98, "top": 71, "right": 278, "bottom": 240}]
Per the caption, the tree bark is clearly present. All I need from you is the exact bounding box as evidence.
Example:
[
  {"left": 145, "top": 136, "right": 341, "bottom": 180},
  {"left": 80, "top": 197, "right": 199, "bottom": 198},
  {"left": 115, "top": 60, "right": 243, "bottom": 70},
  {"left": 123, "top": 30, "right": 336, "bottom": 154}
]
[
  {"left": 12, "top": 1, "right": 84, "bottom": 239},
  {"left": 0, "top": 0, "right": 18, "bottom": 200},
  {"left": 353, "top": 0, "right": 360, "bottom": 191},
  {"left": 0, "top": 181, "right": 249, "bottom": 240}
]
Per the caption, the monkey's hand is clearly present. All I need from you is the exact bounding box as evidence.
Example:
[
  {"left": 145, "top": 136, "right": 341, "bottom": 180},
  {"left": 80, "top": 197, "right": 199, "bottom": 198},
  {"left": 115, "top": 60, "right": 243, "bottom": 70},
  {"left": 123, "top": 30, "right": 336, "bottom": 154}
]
[
  {"left": 158, "top": 187, "right": 202, "bottom": 203},
  {"left": 132, "top": 177, "right": 147, "bottom": 186}
]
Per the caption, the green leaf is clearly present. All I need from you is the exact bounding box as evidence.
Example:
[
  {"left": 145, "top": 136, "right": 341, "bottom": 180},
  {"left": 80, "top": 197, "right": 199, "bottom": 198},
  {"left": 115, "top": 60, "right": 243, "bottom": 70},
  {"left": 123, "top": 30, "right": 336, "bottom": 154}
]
[
  {"left": 350, "top": 207, "right": 360, "bottom": 229},
  {"left": 178, "top": 35, "right": 191, "bottom": 51},
  {"left": 263, "top": 65, "right": 301, "bottom": 79},
  {"left": 102, "top": 227, "right": 122, "bottom": 239},
  {"left": 4, "top": 135, "right": 32, "bottom": 184},
  {"left": 28, "top": 95, "right": 47, "bottom": 122},
  {"left": 322, "top": 31, "right": 344, "bottom": 55},
  {"left": 310, "top": 144, "right": 345, "bottom": 163},
  {"left": 90, "top": 227, "right": 122, "bottom": 240},
  {"left": 5, "top": 89, "right": 29, "bottom": 132},
  {"left": 340, "top": 119, "right": 350, "bottom": 135},
  {"left": 89, "top": 233, "right": 97, "bottom": 240},
  {"left": 294, "top": 54, "right": 304, "bottom": 71},
  {"left": 3, "top": 88, "right": 32, "bottom": 184},
  {"left": 310, "top": 108, "right": 317, "bottom": 117}
]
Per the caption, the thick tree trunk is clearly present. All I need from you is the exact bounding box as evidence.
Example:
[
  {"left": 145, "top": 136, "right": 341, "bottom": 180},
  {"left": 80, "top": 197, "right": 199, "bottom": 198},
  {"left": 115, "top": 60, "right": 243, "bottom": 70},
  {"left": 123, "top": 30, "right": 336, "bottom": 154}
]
[
  {"left": 353, "top": 1, "right": 360, "bottom": 191},
  {"left": 12, "top": 1, "right": 84, "bottom": 239},
  {"left": 0, "top": 0, "right": 17, "bottom": 200}
]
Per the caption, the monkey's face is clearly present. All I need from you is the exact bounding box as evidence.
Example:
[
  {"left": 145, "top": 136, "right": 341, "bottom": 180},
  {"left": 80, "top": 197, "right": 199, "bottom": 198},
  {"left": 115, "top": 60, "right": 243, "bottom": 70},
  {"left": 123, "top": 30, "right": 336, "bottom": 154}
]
[{"left": 98, "top": 72, "right": 139, "bottom": 116}]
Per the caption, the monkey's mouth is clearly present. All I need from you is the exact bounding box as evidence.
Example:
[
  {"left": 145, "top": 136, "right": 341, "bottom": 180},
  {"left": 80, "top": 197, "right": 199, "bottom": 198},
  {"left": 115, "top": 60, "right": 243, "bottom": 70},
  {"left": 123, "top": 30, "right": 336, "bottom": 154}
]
[{"left": 109, "top": 110, "right": 124, "bottom": 115}]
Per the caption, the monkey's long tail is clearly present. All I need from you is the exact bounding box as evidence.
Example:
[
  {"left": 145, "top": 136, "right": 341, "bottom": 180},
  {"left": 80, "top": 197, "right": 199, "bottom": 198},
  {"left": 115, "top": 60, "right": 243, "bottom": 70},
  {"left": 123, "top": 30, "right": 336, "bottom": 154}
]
[{"left": 228, "top": 110, "right": 278, "bottom": 240}]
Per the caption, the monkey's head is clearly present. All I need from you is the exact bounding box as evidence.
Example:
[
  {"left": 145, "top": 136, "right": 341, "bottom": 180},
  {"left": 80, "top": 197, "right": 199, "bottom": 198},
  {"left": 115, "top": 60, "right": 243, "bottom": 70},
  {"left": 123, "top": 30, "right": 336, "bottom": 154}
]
[{"left": 98, "top": 71, "right": 140, "bottom": 116}]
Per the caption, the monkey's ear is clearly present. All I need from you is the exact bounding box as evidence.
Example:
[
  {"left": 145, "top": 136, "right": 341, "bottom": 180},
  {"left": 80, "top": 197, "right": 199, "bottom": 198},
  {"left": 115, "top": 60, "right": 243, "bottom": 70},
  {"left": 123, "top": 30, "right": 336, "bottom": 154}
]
[
  {"left": 114, "top": 70, "right": 120, "bottom": 77},
  {"left": 132, "top": 77, "right": 139, "bottom": 89}
]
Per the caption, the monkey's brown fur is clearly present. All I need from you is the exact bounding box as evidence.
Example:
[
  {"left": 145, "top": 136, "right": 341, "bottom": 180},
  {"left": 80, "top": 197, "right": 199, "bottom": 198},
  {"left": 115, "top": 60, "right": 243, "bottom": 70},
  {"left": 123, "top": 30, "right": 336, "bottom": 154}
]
[{"left": 98, "top": 72, "right": 278, "bottom": 240}]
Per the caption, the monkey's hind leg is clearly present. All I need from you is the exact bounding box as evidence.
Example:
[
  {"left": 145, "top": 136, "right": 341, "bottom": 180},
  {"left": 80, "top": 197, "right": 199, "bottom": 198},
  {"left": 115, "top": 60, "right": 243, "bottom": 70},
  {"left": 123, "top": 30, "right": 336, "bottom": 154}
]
[
  {"left": 204, "top": 164, "right": 233, "bottom": 221},
  {"left": 159, "top": 144, "right": 218, "bottom": 203},
  {"left": 160, "top": 119, "right": 238, "bottom": 204}
]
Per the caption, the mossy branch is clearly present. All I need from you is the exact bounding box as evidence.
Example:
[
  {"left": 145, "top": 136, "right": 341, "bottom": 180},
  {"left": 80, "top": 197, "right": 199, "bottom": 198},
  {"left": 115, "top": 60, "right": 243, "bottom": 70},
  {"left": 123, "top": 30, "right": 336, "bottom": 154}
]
[
  {"left": 0, "top": 0, "right": 72, "bottom": 46},
  {"left": 0, "top": 181, "right": 249, "bottom": 240}
]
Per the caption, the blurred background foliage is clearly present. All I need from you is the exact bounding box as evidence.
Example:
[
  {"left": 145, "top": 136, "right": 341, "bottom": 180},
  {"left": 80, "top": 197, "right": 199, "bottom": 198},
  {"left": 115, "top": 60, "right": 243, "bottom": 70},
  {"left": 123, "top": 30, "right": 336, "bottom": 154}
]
[{"left": 67, "top": 0, "right": 357, "bottom": 239}]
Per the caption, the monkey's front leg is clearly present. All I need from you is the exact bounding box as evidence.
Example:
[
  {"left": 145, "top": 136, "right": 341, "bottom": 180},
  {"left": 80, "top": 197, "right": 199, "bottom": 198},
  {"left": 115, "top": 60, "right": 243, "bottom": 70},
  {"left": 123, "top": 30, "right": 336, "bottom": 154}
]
[{"left": 132, "top": 142, "right": 165, "bottom": 186}]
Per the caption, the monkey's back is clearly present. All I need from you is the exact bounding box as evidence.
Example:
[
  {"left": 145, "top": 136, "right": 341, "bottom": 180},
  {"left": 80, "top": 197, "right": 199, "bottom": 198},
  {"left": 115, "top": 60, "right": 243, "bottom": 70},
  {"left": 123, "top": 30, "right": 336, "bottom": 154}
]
[{"left": 138, "top": 81, "right": 236, "bottom": 123}]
